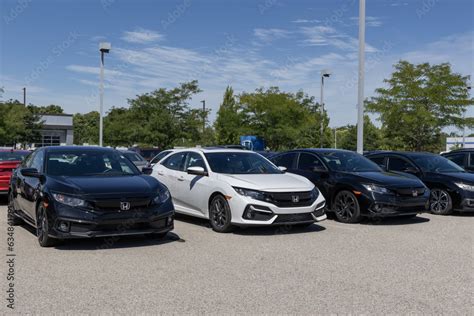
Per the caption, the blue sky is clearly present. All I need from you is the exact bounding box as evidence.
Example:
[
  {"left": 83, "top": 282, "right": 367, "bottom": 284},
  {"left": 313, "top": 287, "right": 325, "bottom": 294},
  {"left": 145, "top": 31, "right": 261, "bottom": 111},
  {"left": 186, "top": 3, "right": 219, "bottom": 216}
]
[{"left": 1, "top": 0, "right": 473, "bottom": 130}]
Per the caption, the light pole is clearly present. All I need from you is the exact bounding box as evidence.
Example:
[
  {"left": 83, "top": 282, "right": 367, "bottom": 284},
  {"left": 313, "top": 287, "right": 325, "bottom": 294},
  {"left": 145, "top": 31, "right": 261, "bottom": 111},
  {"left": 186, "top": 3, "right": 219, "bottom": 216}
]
[
  {"left": 356, "top": 0, "right": 366, "bottom": 154},
  {"left": 320, "top": 69, "right": 331, "bottom": 148},
  {"left": 22, "top": 87, "right": 26, "bottom": 106},
  {"left": 463, "top": 85, "right": 472, "bottom": 147},
  {"left": 201, "top": 100, "right": 206, "bottom": 133},
  {"left": 99, "top": 42, "right": 111, "bottom": 147}
]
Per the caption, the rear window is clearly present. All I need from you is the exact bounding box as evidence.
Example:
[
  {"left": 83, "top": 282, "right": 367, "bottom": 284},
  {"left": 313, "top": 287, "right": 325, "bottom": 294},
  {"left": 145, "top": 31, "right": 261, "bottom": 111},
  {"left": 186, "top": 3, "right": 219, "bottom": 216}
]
[{"left": 0, "top": 151, "right": 28, "bottom": 162}]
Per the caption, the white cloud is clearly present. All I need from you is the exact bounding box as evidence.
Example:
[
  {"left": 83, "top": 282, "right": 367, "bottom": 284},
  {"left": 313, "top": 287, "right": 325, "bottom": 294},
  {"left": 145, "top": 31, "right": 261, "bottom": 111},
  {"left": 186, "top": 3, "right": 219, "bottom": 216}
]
[
  {"left": 300, "top": 26, "right": 378, "bottom": 52},
  {"left": 253, "top": 28, "right": 291, "bottom": 43},
  {"left": 121, "top": 28, "right": 164, "bottom": 44},
  {"left": 291, "top": 19, "right": 320, "bottom": 24},
  {"left": 350, "top": 16, "right": 383, "bottom": 27}
]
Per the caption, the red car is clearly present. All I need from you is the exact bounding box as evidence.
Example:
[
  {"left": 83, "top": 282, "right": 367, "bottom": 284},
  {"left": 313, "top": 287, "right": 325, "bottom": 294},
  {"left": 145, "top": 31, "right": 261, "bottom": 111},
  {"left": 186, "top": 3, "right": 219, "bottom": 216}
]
[{"left": 0, "top": 150, "right": 30, "bottom": 195}]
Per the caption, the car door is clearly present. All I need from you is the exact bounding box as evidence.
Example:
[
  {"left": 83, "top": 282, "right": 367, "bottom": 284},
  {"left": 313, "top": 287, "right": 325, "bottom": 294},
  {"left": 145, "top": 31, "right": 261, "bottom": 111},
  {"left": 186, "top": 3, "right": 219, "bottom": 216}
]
[
  {"left": 443, "top": 152, "right": 467, "bottom": 170},
  {"left": 294, "top": 152, "right": 330, "bottom": 197},
  {"left": 174, "top": 152, "right": 212, "bottom": 216},
  {"left": 16, "top": 151, "right": 36, "bottom": 214},
  {"left": 22, "top": 149, "right": 45, "bottom": 220},
  {"left": 152, "top": 152, "right": 187, "bottom": 203}
]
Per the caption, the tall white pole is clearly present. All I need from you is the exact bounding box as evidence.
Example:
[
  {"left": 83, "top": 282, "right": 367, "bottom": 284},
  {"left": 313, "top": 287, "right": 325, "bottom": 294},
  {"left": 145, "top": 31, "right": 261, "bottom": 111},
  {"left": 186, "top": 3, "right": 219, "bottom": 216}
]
[
  {"left": 356, "top": 0, "right": 366, "bottom": 154},
  {"left": 320, "top": 76, "right": 324, "bottom": 148},
  {"left": 99, "top": 52, "right": 104, "bottom": 147}
]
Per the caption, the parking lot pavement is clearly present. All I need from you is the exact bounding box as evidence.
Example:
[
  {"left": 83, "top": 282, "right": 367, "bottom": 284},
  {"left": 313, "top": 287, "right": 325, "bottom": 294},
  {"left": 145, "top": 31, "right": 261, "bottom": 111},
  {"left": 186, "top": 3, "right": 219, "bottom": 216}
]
[{"left": 1, "top": 199, "right": 472, "bottom": 315}]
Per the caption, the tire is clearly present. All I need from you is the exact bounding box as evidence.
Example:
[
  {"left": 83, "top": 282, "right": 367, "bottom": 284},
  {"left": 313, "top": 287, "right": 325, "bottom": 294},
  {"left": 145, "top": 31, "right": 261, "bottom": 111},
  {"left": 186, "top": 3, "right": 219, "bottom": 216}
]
[
  {"left": 36, "top": 205, "right": 58, "bottom": 247},
  {"left": 209, "top": 195, "right": 233, "bottom": 233},
  {"left": 430, "top": 188, "right": 453, "bottom": 215},
  {"left": 7, "top": 192, "right": 23, "bottom": 226},
  {"left": 333, "top": 190, "right": 362, "bottom": 223}
]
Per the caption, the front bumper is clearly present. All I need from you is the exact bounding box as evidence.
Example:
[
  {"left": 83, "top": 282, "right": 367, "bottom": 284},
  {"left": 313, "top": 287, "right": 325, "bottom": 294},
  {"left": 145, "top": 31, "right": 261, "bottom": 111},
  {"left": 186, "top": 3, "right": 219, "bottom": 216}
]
[
  {"left": 456, "top": 198, "right": 474, "bottom": 212},
  {"left": 363, "top": 191, "right": 430, "bottom": 217},
  {"left": 48, "top": 198, "right": 175, "bottom": 239},
  {"left": 228, "top": 193, "right": 327, "bottom": 226}
]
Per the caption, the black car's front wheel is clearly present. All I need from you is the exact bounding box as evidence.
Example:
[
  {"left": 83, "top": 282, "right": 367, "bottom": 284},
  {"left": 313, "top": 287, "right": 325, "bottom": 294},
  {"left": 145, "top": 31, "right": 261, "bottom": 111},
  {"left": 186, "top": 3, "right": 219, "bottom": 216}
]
[
  {"left": 333, "top": 190, "right": 362, "bottom": 223},
  {"left": 7, "top": 192, "right": 23, "bottom": 226},
  {"left": 209, "top": 195, "right": 233, "bottom": 233},
  {"left": 430, "top": 188, "right": 453, "bottom": 215},
  {"left": 36, "top": 205, "right": 58, "bottom": 247}
]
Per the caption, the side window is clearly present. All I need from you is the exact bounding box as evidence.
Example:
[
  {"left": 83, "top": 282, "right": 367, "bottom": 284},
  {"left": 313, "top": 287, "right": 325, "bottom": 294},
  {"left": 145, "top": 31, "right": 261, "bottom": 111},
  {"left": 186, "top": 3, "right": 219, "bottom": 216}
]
[
  {"left": 444, "top": 153, "right": 465, "bottom": 167},
  {"left": 469, "top": 154, "right": 474, "bottom": 168},
  {"left": 162, "top": 152, "right": 186, "bottom": 171},
  {"left": 369, "top": 156, "right": 386, "bottom": 168},
  {"left": 298, "top": 153, "right": 325, "bottom": 171},
  {"left": 30, "top": 150, "right": 45, "bottom": 172},
  {"left": 271, "top": 153, "right": 297, "bottom": 169},
  {"left": 151, "top": 151, "right": 170, "bottom": 165},
  {"left": 388, "top": 157, "right": 413, "bottom": 172},
  {"left": 22, "top": 152, "right": 35, "bottom": 168},
  {"left": 185, "top": 152, "right": 207, "bottom": 171}
]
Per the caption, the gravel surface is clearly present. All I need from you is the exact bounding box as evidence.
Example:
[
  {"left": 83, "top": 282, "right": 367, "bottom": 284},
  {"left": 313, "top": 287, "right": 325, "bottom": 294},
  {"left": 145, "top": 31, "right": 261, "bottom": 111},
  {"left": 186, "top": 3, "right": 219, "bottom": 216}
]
[{"left": 1, "top": 199, "right": 472, "bottom": 315}]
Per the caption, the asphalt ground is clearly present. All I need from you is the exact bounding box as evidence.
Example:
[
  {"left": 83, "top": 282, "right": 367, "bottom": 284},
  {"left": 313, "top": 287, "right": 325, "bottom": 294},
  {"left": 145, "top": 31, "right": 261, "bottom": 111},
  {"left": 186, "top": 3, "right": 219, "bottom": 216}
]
[{"left": 1, "top": 197, "right": 472, "bottom": 315}]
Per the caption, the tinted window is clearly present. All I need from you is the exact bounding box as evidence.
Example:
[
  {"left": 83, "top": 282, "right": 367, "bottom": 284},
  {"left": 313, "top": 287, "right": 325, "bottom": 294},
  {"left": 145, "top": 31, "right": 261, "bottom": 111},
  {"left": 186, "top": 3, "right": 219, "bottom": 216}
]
[
  {"left": 271, "top": 153, "right": 297, "bottom": 169},
  {"left": 123, "top": 152, "right": 145, "bottom": 162},
  {"left": 412, "top": 155, "right": 465, "bottom": 173},
  {"left": 185, "top": 152, "right": 207, "bottom": 170},
  {"left": 0, "top": 151, "right": 28, "bottom": 162},
  {"left": 298, "top": 153, "right": 325, "bottom": 171},
  {"left": 444, "top": 153, "right": 465, "bottom": 167},
  {"left": 320, "top": 151, "right": 381, "bottom": 172},
  {"left": 369, "top": 156, "right": 385, "bottom": 168},
  {"left": 22, "top": 152, "right": 36, "bottom": 168},
  {"left": 388, "top": 157, "right": 413, "bottom": 172},
  {"left": 46, "top": 150, "right": 139, "bottom": 176},
  {"left": 162, "top": 152, "right": 186, "bottom": 171},
  {"left": 205, "top": 152, "right": 281, "bottom": 174},
  {"left": 150, "top": 151, "right": 171, "bottom": 165},
  {"left": 31, "top": 150, "right": 45, "bottom": 172},
  {"left": 469, "top": 154, "right": 474, "bottom": 167}
]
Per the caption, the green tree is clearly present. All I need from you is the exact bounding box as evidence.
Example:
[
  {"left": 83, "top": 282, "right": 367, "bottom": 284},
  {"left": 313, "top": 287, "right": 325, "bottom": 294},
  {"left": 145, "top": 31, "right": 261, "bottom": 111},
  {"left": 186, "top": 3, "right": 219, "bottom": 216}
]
[
  {"left": 214, "top": 86, "right": 246, "bottom": 145},
  {"left": 73, "top": 111, "right": 99, "bottom": 145},
  {"left": 366, "top": 61, "right": 474, "bottom": 152},
  {"left": 28, "top": 104, "right": 64, "bottom": 115},
  {"left": 335, "top": 116, "right": 382, "bottom": 151},
  {"left": 0, "top": 100, "right": 42, "bottom": 147}
]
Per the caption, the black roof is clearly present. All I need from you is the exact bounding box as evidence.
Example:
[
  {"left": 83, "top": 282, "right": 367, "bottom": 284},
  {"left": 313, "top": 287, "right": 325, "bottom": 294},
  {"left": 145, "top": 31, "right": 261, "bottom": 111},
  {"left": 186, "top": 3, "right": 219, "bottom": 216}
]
[
  {"left": 365, "top": 150, "right": 437, "bottom": 157},
  {"left": 443, "top": 148, "right": 473, "bottom": 154},
  {"left": 294, "top": 148, "right": 357, "bottom": 154},
  {"left": 42, "top": 146, "right": 116, "bottom": 152}
]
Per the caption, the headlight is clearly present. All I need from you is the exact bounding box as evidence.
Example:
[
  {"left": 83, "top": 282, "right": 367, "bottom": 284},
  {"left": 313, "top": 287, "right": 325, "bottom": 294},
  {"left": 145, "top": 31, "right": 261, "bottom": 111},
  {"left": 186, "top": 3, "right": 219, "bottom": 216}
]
[
  {"left": 153, "top": 189, "right": 171, "bottom": 204},
  {"left": 52, "top": 193, "right": 87, "bottom": 207},
  {"left": 362, "top": 184, "right": 391, "bottom": 195},
  {"left": 455, "top": 182, "right": 474, "bottom": 192},
  {"left": 310, "top": 187, "right": 319, "bottom": 200},
  {"left": 233, "top": 187, "right": 267, "bottom": 201}
]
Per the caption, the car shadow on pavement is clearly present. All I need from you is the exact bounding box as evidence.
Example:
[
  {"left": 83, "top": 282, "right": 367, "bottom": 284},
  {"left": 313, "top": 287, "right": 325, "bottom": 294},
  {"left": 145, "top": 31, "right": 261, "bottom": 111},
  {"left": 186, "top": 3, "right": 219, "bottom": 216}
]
[
  {"left": 360, "top": 215, "right": 430, "bottom": 226},
  {"left": 18, "top": 223, "right": 184, "bottom": 250},
  {"left": 174, "top": 213, "right": 326, "bottom": 236}
]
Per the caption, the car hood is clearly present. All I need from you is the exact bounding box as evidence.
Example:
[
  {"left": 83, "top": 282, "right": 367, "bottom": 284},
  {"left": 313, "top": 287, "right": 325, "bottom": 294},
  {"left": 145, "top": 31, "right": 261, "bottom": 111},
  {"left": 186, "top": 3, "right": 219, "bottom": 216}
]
[
  {"left": 346, "top": 171, "right": 424, "bottom": 188},
  {"left": 48, "top": 175, "right": 159, "bottom": 196},
  {"left": 217, "top": 173, "right": 314, "bottom": 192},
  {"left": 429, "top": 172, "right": 474, "bottom": 184}
]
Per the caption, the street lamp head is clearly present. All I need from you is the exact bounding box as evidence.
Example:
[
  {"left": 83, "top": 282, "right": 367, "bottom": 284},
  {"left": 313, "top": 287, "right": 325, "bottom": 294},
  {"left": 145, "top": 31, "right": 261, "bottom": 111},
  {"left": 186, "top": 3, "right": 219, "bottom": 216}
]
[
  {"left": 321, "top": 69, "right": 331, "bottom": 77},
  {"left": 99, "top": 42, "right": 111, "bottom": 53}
]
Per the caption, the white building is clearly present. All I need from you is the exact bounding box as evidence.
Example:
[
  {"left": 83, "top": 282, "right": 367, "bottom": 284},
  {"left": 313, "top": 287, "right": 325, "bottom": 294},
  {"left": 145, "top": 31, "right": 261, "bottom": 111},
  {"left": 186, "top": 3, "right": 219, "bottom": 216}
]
[
  {"left": 446, "top": 137, "right": 474, "bottom": 151},
  {"left": 34, "top": 114, "right": 74, "bottom": 147}
]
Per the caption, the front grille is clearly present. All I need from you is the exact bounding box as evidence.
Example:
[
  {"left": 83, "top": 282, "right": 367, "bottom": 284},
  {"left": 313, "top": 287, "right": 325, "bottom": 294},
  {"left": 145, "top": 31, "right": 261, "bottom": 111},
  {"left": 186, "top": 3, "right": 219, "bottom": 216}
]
[
  {"left": 393, "top": 187, "right": 425, "bottom": 197},
  {"left": 90, "top": 196, "right": 152, "bottom": 211},
  {"left": 273, "top": 212, "right": 314, "bottom": 224},
  {"left": 266, "top": 191, "right": 315, "bottom": 207}
]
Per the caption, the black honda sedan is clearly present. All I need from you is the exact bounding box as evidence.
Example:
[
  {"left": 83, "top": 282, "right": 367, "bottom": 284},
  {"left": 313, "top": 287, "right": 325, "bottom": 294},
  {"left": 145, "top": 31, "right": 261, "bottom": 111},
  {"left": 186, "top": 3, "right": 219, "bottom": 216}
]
[
  {"left": 365, "top": 151, "right": 474, "bottom": 215},
  {"left": 7, "top": 146, "right": 174, "bottom": 247},
  {"left": 270, "top": 149, "right": 430, "bottom": 223}
]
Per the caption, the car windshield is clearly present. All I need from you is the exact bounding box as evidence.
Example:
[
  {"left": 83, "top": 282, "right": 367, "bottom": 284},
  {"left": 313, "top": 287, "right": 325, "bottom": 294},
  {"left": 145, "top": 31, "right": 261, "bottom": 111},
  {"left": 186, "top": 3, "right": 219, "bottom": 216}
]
[
  {"left": 412, "top": 155, "right": 465, "bottom": 173},
  {"left": 150, "top": 151, "right": 171, "bottom": 165},
  {"left": 46, "top": 150, "right": 139, "bottom": 176},
  {"left": 0, "top": 151, "right": 28, "bottom": 162},
  {"left": 123, "top": 152, "right": 145, "bottom": 162},
  {"left": 320, "top": 151, "right": 382, "bottom": 172},
  {"left": 204, "top": 152, "right": 282, "bottom": 174}
]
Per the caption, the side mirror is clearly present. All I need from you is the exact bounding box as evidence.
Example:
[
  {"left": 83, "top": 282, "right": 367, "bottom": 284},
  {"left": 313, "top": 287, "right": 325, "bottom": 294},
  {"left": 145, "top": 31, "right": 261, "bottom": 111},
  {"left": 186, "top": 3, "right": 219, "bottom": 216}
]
[
  {"left": 278, "top": 166, "right": 287, "bottom": 172},
  {"left": 187, "top": 166, "right": 208, "bottom": 176},
  {"left": 21, "top": 168, "right": 41, "bottom": 178},
  {"left": 141, "top": 167, "right": 153, "bottom": 175}
]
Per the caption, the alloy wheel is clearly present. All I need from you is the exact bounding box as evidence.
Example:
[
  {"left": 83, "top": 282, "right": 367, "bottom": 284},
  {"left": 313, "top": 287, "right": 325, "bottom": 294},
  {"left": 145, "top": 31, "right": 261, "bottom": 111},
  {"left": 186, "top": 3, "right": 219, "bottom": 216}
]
[
  {"left": 334, "top": 192, "right": 357, "bottom": 220},
  {"left": 430, "top": 189, "right": 452, "bottom": 215},
  {"left": 211, "top": 199, "right": 227, "bottom": 228}
]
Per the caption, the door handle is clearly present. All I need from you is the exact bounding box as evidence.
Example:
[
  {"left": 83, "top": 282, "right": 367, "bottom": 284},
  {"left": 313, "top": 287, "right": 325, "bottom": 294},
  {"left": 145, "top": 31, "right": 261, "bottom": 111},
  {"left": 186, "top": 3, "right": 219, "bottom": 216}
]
[
  {"left": 177, "top": 177, "right": 184, "bottom": 182},
  {"left": 157, "top": 171, "right": 164, "bottom": 176}
]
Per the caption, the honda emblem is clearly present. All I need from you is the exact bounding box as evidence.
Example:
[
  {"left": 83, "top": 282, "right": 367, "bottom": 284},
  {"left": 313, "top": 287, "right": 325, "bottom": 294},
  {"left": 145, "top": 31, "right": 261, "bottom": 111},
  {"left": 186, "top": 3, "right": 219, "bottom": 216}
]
[{"left": 120, "top": 202, "right": 131, "bottom": 211}]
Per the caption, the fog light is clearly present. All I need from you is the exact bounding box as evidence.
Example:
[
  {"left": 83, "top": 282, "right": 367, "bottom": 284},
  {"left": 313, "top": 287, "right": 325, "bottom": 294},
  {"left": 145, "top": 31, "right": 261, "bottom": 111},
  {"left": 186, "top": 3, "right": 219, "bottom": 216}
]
[
  {"left": 166, "top": 216, "right": 173, "bottom": 226},
  {"left": 58, "top": 221, "right": 70, "bottom": 232},
  {"left": 373, "top": 204, "right": 381, "bottom": 212}
]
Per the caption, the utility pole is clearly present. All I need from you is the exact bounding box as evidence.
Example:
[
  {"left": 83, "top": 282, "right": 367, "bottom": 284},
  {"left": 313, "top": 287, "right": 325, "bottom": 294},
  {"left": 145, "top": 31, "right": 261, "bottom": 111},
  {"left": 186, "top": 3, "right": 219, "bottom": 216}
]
[
  {"left": 22, "top": 87, "right": 26, "bottom": 106},
  {"left": 99, "top": 42, "right": 111, "bottom": 147},
  {"left": 201, "top": 100, "right": 206, "bottom": 134},
  {"left": 356, "top": 0, "right": 366, "bottom": 154},
  {"left": 320, "top": 70, "right": 331, "bottom": 148}
]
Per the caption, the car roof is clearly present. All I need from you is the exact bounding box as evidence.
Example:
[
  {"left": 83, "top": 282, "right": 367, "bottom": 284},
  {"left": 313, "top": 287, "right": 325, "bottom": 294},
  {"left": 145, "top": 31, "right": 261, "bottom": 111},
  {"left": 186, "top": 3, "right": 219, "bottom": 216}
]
[
  {"left": 171, "top": 147, "right": 256, "bottom": 154},
  {"left": 277, "top": 148, "right": 357, "bottom": 155},
  {"left": 43, "top": 146, "right": 117, "bottom": 152},
  {"left": 443, "top": 148, "right": 473, "bottom": 154},
  {"left": 0, "top": 149, "right": 30, "bottom": 153},
  {"left": 366, "top": 150, "right": 437, "bottom": 157}
]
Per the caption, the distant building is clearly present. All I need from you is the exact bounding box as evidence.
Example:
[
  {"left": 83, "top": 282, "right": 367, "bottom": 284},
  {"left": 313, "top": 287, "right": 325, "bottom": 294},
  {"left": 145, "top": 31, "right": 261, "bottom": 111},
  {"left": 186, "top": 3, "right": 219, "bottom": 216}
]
[
  {"left": 446, "top": 137, "right": 474, "bottom": 151},
  {"left": 34, "top": 114, "right": 74, "bottom": 147}
]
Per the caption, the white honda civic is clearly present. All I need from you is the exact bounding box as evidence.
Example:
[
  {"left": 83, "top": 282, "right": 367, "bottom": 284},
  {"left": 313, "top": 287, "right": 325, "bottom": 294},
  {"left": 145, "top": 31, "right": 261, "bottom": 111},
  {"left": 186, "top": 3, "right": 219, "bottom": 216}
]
[{"left": 152, "top": 148, "right": 326, "bottom": 232}]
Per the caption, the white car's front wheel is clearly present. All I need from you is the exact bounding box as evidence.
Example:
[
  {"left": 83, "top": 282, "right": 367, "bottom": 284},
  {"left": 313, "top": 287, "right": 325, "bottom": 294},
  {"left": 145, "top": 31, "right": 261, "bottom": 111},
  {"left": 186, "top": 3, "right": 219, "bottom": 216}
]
[{"left": 209, "top": 195, "right": 233, "bottom": 233}]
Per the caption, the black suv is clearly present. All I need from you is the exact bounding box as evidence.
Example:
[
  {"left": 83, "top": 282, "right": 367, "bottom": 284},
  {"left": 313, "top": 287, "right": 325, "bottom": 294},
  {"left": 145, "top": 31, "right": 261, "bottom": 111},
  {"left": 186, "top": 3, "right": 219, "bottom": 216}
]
[
  {"left": 442, "top": 149, "right": 474, "bottom": 173},
  {"left": 8, "top": 146, "right": 175, "bottom": 247},
  {"left": 269, "top": 149, "right": 430, "bottom": 223},
  {"left": 365, "top": 151, "right": 474, "bottom": 215}
]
